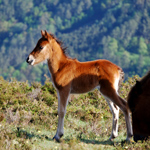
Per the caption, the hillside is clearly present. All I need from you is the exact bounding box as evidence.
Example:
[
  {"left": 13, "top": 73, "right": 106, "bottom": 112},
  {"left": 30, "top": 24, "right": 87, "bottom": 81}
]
[
  {"left": 0, "top": 75, "right": 150, "bottom": 149},
  {"left": 0, "top": 0, "right": 150, "bottom": 83}
]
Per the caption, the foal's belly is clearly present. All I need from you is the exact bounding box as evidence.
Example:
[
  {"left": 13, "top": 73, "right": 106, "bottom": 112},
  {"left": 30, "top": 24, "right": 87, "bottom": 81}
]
[
  {"left": 71, "top": 86, "right": 100, "bottom": 94},
  {"left": 70, "top": 78, "right": 100, "bottom": 94}
]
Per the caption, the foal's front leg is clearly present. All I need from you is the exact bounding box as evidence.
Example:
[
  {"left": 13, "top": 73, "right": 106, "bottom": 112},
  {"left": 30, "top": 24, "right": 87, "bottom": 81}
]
[{"left": 53, "top": 89, "right": 70, "bottom": 142}]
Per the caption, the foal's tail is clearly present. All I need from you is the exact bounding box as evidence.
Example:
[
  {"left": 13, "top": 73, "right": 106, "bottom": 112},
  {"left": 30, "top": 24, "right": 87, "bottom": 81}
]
[{"left": 118, "top": 68, "right": 124, "bottom": 87}]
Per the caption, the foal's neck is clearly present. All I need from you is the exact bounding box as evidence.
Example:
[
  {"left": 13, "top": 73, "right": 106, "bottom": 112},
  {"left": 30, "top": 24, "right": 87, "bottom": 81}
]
[{"left": 47, "top": 41, "right": 68, "bottom": 74}]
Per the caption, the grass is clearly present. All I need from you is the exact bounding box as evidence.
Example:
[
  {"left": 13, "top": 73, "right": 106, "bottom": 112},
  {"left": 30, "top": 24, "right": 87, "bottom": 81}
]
[{"left": 0, "top": 75, "right": 149, "bottom": 149}]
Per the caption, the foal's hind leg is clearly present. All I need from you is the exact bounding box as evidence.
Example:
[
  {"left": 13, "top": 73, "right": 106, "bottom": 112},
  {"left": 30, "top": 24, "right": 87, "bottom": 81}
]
[
  {"left": 100, "top": 86, "right": 133, "bottom": 141},
  {"left": 118, "top": 96, "right": 133, "bottom": 140},
  {"left": 105, "top": 97, "right": 119, "bottom": 140}
]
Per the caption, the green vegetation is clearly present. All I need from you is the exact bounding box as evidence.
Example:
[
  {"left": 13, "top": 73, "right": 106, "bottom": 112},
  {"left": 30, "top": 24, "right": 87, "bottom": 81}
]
[
  {"left": 0, "top": 0, "right": 150, "bottom": 83},
  {"left": 0, "top": 1, "right": 150, "bottom": 149},
  {"left": 0, "top": 75, "right": 149, "bottom": 149}
]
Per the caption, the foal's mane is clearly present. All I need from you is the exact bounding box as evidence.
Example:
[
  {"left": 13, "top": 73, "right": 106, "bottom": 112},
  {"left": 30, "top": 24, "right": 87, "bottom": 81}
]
[{"left": 49, "top": 33, "right": 67, "bottom": 55}]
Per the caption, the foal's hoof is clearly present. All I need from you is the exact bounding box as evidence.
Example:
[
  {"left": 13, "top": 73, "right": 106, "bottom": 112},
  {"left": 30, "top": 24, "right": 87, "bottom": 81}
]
[
  {"left": 53, "top": 136, "right": 60, "bottom": 142},
  {"left": 53, "top": 134, "right": 63, "bottom": 143},
  {"left": 109, "top": 135, "right": 117, "bottom": 141},
  {"left": 109, "top": 138, "right": 114, "bottom": 142},
  {"left": 123, "top": 138, "right": 134, "bottom": 144}
]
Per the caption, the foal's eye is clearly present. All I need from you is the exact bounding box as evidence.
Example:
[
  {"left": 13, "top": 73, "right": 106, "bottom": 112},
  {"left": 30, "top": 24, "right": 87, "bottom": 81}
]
[{"left": 39, "top": 46, "right": 43, "bottom": 50}]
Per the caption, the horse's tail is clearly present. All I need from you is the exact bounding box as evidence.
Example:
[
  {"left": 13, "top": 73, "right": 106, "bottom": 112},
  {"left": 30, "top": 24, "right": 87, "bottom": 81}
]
[{"left": 118, "top": 67, "right": 124, "bottom": 87}]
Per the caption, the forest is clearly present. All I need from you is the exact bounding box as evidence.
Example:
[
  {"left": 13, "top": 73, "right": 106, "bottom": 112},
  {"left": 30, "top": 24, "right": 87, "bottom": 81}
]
[{"left": 0, "top": 0, "right": 150, "bottom": 83}]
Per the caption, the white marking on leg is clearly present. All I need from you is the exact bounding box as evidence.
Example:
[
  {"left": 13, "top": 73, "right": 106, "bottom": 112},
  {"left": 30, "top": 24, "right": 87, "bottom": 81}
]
[
  {"left": 104, "top": 96, "right": 119, "bottom": 139},
  {"left": 111, "top": 105, "right": 119, "bottom": 139}
]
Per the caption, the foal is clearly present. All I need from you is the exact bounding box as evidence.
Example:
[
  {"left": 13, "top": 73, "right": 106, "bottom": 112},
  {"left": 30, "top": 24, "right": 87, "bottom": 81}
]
[{"left": 26, "top": 30, "right": 133, "bottom": 142}]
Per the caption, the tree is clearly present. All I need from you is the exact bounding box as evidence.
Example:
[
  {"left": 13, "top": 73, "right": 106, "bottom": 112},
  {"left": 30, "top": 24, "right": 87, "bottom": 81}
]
[
  {"left": 138, "top": 37, "right": 148, "bottom": 55},
  {"left": 102, "top": 36, "right": 118, "bottom": 58}
]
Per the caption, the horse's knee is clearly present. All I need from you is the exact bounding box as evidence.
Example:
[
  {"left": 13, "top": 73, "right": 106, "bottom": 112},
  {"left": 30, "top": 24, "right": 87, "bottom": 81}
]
[{"left": 58, "top": 110, "right": 66, "bottom": 118}]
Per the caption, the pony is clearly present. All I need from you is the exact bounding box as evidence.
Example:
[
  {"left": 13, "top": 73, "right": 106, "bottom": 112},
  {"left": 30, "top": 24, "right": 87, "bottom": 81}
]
[
  {"left": 127, "top": 71, "right": 150, "bottom": 142},
  {"left": 26, "top": 30, "right": 133, "bottom": 142}
]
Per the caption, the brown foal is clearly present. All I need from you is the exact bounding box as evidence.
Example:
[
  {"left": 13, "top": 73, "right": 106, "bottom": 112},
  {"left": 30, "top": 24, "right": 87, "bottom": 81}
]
[{"left": 26, "top": 30, "right": 133, "bottom": 142}]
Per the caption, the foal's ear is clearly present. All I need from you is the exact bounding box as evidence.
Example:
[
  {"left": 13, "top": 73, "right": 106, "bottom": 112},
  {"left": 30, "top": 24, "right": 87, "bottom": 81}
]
[
  {"left": 41, "top": 30, "right": 45, "bottom": 37},
  {"left": 44, "top": 30, "right": 49, "bottom": 38},
  {"left": 41, "top": 30, "right": 52, "bottom": 41}
]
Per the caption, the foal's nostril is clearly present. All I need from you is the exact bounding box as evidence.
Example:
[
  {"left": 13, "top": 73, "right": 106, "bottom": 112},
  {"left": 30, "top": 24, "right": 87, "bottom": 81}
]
[
  {"left": 26, "top": 55, "right": 35, "bottom": 65},
  {"left": 26, "top": 57, "right": 29, "bottom": 63},
  {"left": 29, "top": 60, "right": 33, "bottom": 65}
]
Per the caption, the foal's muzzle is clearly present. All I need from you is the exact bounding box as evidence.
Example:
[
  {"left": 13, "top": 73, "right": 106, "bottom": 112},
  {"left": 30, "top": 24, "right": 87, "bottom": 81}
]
[
  {"left": 26, "top": 55, "right": 35, "bottom": 65},
  {"left": 26, "top": 57, "right": 33, "bottom": 65}
]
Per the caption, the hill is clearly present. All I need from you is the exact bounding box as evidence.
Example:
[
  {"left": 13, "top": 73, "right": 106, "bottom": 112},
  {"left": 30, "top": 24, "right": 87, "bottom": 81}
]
[
  {"left": 0, "top": 75, "right": 150, "bottom": 149},
  {"left": 0, "top": 0, "right": 150, "bottom": 83}
]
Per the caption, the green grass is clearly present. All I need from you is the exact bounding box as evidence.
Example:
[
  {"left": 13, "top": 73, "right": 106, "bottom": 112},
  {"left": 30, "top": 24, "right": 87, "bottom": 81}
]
[{"left": 0, "top": 75, "right": 149, "bottom": 149}]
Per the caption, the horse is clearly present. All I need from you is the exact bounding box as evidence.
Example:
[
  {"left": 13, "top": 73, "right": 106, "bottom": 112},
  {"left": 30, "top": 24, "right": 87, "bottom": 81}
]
[
  {"left": 127, "top": 71, "right": 150, "bottom": 142},
  {"left": 26, "top": 30, "right": 133, "bottom": 142}
]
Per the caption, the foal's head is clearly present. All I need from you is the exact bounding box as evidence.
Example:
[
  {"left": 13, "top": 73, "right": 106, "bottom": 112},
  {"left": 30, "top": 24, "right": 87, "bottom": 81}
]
[{"left": 26, "top": 30, "right": 55, "bottom": 65}]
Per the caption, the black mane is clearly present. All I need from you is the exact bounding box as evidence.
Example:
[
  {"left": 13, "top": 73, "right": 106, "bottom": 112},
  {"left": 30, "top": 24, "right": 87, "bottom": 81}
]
[{"left": 49, "top": 33, "right": 67, "bottom": 55}]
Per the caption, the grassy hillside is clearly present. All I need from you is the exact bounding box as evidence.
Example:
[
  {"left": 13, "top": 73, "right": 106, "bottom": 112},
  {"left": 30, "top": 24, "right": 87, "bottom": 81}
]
[{"left": 0, "top": 75, "right": 149, "bottom": 149}]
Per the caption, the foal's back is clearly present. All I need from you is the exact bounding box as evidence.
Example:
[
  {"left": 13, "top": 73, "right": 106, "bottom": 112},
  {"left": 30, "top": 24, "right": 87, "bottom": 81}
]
[{"left": 69, "top": 59, "right": 122, "bottom": 94}]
